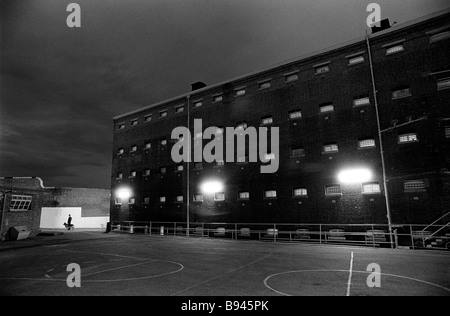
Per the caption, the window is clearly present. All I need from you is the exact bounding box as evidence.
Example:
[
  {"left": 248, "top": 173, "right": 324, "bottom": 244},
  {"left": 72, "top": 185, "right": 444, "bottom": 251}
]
[
  {"left": 320, "top": 103, "right": 334, "bottom": 113},
  {"left": 129, "top": 197, "right": 135, "bottom": 205},
  {"left": 159, "top": 196, "right": 166, "bottom": 203},
  {"left": 194, "top": 163, "right": 203, "bottom": 170},
  {"left": 348, "top": 55, "right": 365, "bottom": 66},
  {"left": 353, "top": 96, "right": 370, "bottom": 107},
  {"left": 385, "top": 44, "right": 404, "bottom": 55},
  {"left": 239, "top": 191, "right": 250, "bottom": 200},
  {"left": 291, "top": 147, "right": 305, "bottom": 158},
  {"left": 392, "top": 87, "right": 411, "bottom": 99},
  {"left": 159, "top": 110, "right": 168, "bottom": 118},
  {"left": 358, "top": 138, "right": 376, "bottom": 148},
  {"left": 194, "top": 194, "right": 203, "bottom": 202},
  {"left": 214, "top": 192, "right": 225, "bottom": 201},
  {"left": 445, "top": 127, "right": 450, "bottom": 138},
  {"left": 143, "top": 197, "right": 150, "bottom": 205},
  {"left": 398, "top": 133, "right": 418, "bottom": 144},
  {"left": 160, "top": 139, "right": 167, "bottom": 146},
  {"left": 9, "top": 195, "right": 32, "bottom": 211},
  {"left": 160, "top": 167, "right": 166, "bottom": 174},
  {"left": 117, "top": 148, "right": 124, "bottom": 155},
  {"left": 325, "top": 185, "right": 341, "bottom": 195},
  {"left": 259, "top": 80, "right": 271, "bottom": 90},
  {"left": 129, "top": 170, "right": 136, "bottom": 178},
  {"left": 144, "top": 114, "right": 152, "bottom": 123},
  {"left": 114, "top": 198, "right": 121, "bottom": 205},
  {"left": 175, "top": 195, "right": 184, "bottom": 203},
  {"left": 261, "top": 116, "right": 273, "bottom": 125},
  {"left": 213, "top": 94, "right": 223, "bottom": 103},
  {"left": 216, "top": 160, "right": 224, "bottom": 167},
  {"left": 176, "top": 164, "right": 184, "bottom": 172},
  {"left": 293, "top": 188, "right": 308, "bottom": 197},
  {"left": 264, "top": 190, "right": 277, "bottom": 198},
  {"left": 404, "top": 180, "right": 427, "bottom": 192},
  {"left": 285, "top": 72, "right": 299, "bottom": 83},
  {"left": 193, "top": 100, "right": 203, "bottom": 108},
  {"left": 323, "top": 143, "right": 339, "bottom": 153},
  {"left": 116, "top": 173, "right": 123, "bottom": 179},
  {"left": 235, "top": 87, "right": 246, "bottom": 97},
  {"left": 130, "top": 145, "right": 137, "bottom": 152},
  {"left": 289, "top": 110, "right": 302, "bottom": 120},
  {"left": 118, "top": 123, "right": 125, "bottom": 130},
  {"left": 175, "top": 105, "right": 184, "bottom": 114},
  {"left": 437, "top": 78, "right": 450, "bottom": 91},
  {"left": 144, "top": 169, "right": 151, "bottom": 176},
  {"left": 131, "top": 119, "right": 138, "bottom": 126},
  {"left": 145, "top": 142, "right": 151, "bottom": 150},
  {"left": 216, "top": 127, "right": 224, "bottom": 135},
  {"left": 236, "top": 122, "right": 248, "bottom": 130},
  {"left": 430, "top": 31, "right": 450, "bottom": 43},
  {"left": 315, "top": 65, "right": 330, "bottom": 74},
  {"left": 362, "top": 182, "right": 381, "bottom": 194}
]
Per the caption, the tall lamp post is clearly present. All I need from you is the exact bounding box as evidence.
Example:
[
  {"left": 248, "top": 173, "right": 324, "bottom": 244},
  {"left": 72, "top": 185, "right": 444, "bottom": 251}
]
[{"left": 366, "top": 33, "right": 394, "bottom": 248}]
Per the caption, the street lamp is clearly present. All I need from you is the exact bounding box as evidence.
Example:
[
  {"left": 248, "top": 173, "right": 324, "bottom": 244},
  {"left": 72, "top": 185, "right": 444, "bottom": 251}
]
[
  {"left": 337, "top": 168, "right": 372, "bottom": 184},
  {"left": 115, "top": 187, "right": 132, "bottom": 201}
]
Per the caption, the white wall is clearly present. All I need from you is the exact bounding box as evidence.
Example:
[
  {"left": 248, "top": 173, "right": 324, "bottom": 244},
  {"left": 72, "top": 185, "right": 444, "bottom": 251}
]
[{"left": 40, "top": 207, "right": 108, "bottom": 229}]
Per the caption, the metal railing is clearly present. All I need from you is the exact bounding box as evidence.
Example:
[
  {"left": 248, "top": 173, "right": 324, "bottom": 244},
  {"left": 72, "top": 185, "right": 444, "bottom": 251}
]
[{"left": 110, "top": 221, "right": 450, "bottom": 250}]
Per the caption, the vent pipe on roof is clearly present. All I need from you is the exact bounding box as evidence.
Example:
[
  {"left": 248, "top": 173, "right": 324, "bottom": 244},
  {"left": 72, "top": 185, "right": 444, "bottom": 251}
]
[{"left": 191, "top": 82, "right": 207, "bottom": 91}]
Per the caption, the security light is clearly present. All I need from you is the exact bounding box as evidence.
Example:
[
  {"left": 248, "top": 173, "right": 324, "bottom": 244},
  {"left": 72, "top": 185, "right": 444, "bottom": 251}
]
[
  {"left": 116, "top": 187, "right": 132, "bottom": 200},
  {"left": 200, "top": 181, "right": 224, "bottom": 194},
  {"left": 338, "top": 168, "right": 372, "bottom": 184}
]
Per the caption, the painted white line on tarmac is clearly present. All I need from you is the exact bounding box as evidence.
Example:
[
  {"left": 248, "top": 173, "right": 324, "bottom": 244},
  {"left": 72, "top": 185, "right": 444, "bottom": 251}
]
[{"left": 346, "top": 252, "right": 354, "bottom": 297}]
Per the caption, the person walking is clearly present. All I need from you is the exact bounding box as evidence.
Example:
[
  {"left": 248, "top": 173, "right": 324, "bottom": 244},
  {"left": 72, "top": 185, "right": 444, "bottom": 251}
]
[{"left": 67, "top": 214, "right": 73, "bottom": 230}]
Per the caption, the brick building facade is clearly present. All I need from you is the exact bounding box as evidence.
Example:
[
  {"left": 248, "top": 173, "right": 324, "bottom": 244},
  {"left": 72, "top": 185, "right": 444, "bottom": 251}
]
[
  {"left": 110, "top": 10, "right": 450, "bottom": 226},
  {"left": 0, "top": 177, "right": 110, "bottom": 238}
]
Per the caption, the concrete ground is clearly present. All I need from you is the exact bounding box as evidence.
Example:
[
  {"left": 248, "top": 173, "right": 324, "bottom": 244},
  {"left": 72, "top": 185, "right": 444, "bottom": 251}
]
[{"left": 0, "top": 231, "right": 449, "bottom": 296}]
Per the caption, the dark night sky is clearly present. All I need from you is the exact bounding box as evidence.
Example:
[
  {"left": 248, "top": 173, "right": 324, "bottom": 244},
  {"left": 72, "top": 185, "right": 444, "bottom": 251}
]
[{"left": 1, "top": 0, "right": 450, "bottom": 189}]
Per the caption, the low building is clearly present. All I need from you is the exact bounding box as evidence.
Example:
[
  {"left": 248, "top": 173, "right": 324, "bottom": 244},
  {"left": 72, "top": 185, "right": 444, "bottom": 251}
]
[{"left": 0, "top": 177, "right": 110, "bottom": 239}]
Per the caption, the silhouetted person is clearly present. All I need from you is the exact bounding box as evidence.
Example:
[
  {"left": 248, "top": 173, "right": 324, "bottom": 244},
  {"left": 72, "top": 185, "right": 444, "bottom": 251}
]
[{"left": 68, "top": 215, "right": 72, "bottom": 226}]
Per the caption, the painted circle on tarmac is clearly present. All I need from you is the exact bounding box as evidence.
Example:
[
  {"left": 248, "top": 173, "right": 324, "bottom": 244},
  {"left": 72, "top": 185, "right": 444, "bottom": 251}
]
[{"left": 264, "top": 270, "right": 450, "bottom": 296}]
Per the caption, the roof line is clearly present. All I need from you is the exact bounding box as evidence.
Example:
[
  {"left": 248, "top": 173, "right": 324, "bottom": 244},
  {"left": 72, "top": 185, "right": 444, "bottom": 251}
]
[{"left": 113, "top": 8, "right": 450, "bottom": 121}]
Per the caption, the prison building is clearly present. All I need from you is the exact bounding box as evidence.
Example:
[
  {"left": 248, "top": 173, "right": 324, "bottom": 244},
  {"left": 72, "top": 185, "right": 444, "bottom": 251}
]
[{"left": 111, "top": 10, "right": 450, "bottom": 226}]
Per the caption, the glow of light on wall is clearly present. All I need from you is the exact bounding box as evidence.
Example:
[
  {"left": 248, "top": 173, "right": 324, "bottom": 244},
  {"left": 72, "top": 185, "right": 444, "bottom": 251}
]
[{"left": 337, "top": 168, "right": 372, "bottom": 184}]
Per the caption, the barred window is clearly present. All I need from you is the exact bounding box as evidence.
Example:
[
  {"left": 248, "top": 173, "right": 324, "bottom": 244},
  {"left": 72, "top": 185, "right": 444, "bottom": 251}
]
[
  {"left": 353, "top": 96, "right": 370, "bottom": 107},
  {"left": 315, "top": 65, "right": 330, "bottom": 74},
  {"left": 193, "top": 100, "right": 203, "bottom": 108},
  {"left": 358, "top": 138, "right": 376, "bottom": 148},
  {"left": 129, "top": 197, "right": 135, "bottom": 205},
  {"left": 398, "top": 133, "right": 418, "bottom": 144},
  {"left": 116, "top": 173, "right": 123, "bottom": 179},
  {"left": 392, "top": 87, "right": 411, "bottom": 99},
  {"left": 143, "top": 197, "right": 150, "bottom": 204},
  {"left": 264, "top": 153, "right": 276, "bottom": 160},
  {"left": 291, "top": 147, "right": 305, "bottom": 158},
  {"left": 145, "top": 142, "right": 151, "bottom": 149},
  {"left": 144, "top": 114, "right": 152, "bottom": 123},
  {"left": 323, "top": 143, "right": 339, "bottom": 153},
  {"left": 175, "top": 195, "right": 184, "bottom": 203},
  {"left": 261, "top": 116, "right": 273, "bottom": 125},
  {"left": 235, "top": 87, "right": 246, "bottom": 96},
  {"left": 144, "top": 169, "right": 151, "bottom": 176},
  {"left": 285, "top": 73, "right": 299, "bottom": 82},
  {"left": 445, "top": 127, "right": 450, "bottom": 138},
  {"left": 214, "top": 192, "right": 225, "bottom": 201},
  {"left": 437, "top": 78, "right": 450, "bottom": 91},
  {"left": 293, "top": 188, "right": 308, "bottom": 197},
  {"left": 9, "top": 195, "right": 32, "bottom": 211},
  {"left": 130, "top": 145, "right": 137, "bottom": 152},
  {"left": 239, "top": 192, "right": 250, "bottom": 200},
  {"left": 259, "top": 80, "right": 271, "bottom": 90},
  {"left": 159, "top": 110, "right": 168, "bottom": 118},
  {"left": 386, "top": 44, "right": 404, "bottom": 55},
  {"left": 348, "top": 55, "right": 365, "bottom": 66},
  {"left": 430, "top": 31, "right": 450, "bottom": 43},
  {"left": 176, "top": 164, "right": 184, "bottom": 172},
  {"left": 325, "top": 185, "right": 341, "bottom": 195},
  {"left": 320, "top": 103, "right": 334, "bottom": 113},
  {"left": 117, "top": 148, "right": 124, "bottom": 155},
  {"left": 264, "top": 190, "right": 277, "bottom": 198},
  {"left": 131, "top": 119, "right": 138, "bottom": 126},
  {"left": 160, "top": 139, "right": 167, "bottom": 146},
  {"left": 175, "top": 105, "right": 184, "bottom": 114},
  {"left": 160, "top": 167, "right": 167, "bottom": 174},
  {"left": 129, "top": 170, "right": 136, "bottom": 178},
  {"left": 118, "top": 123, "right": 125, "bottom": 130},
  {"left": 194, "top": 194, "right": 203, "bottom": 202},
  {"left": 404, "top": 180, "right": 427, "bottom": 192},
  {"left": 216, "top": 160, "right": 224, "bottom": 167},
  {"left": 159, "top": 196, "right": 166, "bottom": 203},
  {"left": 289, "top": 110, "right": 302, "bottom": 120},
  {"left": 236, "top": 122, "right": 248, "bottom": 130},
  {"left": 362, "top": 182, "right": 381, "bottom": 194},
  {"left": 213, "top": 94, "right": 223, "bottom": 103}
]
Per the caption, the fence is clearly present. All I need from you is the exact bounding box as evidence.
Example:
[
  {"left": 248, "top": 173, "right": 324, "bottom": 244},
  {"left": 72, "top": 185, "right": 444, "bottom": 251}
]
[{"left": 110, "top": 221, "right": 450, "bottom": 250}]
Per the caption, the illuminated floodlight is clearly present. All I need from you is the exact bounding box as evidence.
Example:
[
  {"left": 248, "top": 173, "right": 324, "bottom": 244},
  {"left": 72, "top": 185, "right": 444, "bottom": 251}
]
[
  {"left": 200, "top": 181, "right": 224, "bottom": 194},
  {"left": 116, "top": 187, "right": 132, "bottom": 200},
  {"left": 338, "top": 168, "right": 372, "bottom": 184}
]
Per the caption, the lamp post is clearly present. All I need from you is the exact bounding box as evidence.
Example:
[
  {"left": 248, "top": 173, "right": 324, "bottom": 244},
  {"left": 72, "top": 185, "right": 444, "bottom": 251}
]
[
  {"left": 366, "top": 32, "right": 394, "bottom": 249},
  {"left": 0, "top": 190, "right": 12, "bottom": 240}
]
